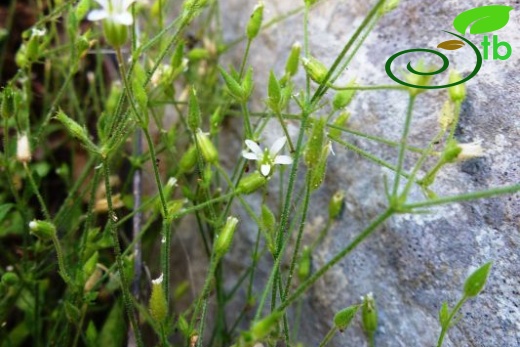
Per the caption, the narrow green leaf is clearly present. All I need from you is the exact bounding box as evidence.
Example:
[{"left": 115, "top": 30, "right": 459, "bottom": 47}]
[{"left": 463, "top": 261, "right": 492, "bottom": 297}]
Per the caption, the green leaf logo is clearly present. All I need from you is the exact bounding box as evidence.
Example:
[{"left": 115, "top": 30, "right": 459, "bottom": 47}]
[{"left": 453, "top": 5, "right": 513, "bottom": 35}]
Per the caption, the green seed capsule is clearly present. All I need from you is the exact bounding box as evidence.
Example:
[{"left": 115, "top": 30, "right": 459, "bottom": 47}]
[
  {"left": 332, "top": 80, "right": 357, "bottom": 110},
  {"left": 302, "top": 56, "right": 328, "bottom": 84},
  {"left": 334, "top": 305, "right": 359, "bottom": 332},
  {"left": 246, "top": 2, "right": 264, "bottom": 40},
  {"left": 1, "top": 272, "right": 19, "bottom": 286},
  {"left": 285, "top": 42, "right": 301, "bottom": 77},
  {"left": 29, "top": 220, "right": 56, "bottom": 241},
  {"left": 56, "top": 110, "right": 99, "bottom": 153},
  {"left": 102, "top": 21, "right": 128, "bottom": 48},
  {"left": 188, "top": 88, "right": 201, "bottom": 131},
  {"left": 448, "top": 70, "right": 466, "bottom": 102},
  {"left": 361, "top": 292, "right": 378, "bottom": 337},
  {"left": 251, "top": 311, "right": 282, "bottom": 341},
  {"left": 305, "top": 117, "right": 326, "bottom": 167},
  {"left": 329, "top": 190, "right": 345, "bottom": 220},
  {"left": 214, "top": 216, "right": 239, "bottom": 258},
  {"left": 441, "top": 140, "right": 462, "bottom": 163},
  {"left": 195, "top": 129, "right": 218, "bottom": 163},
  {"left": 179, "top": 145, "right": 198, "bottom": 173},
  {"left": 236, "top": 172, "right": 267, "bottom": 194},
  {"left": 149, "top": 274, "right": 168, "bottom": 323}
]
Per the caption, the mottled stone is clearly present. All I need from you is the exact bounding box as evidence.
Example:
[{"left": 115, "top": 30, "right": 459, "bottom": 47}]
[{"left": 213, "top": 0, "right": 520, "bottom": 346}]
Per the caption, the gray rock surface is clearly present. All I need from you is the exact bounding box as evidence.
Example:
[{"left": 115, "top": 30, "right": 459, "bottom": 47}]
[{"left": 214, "top": 0, "right": 520, "bottom": 346}]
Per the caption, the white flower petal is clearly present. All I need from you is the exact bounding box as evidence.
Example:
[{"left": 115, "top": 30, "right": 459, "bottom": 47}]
[
  {"left": 260, "top": 164, "right": 271, "bottom": 177},
  {"left": 269, "top": 137, "right": 287, "bottom": 156},
  {"left": 274, "top": 155, "right": 293, "bottom": 165},
  {"left": 112, "top": 12, "right": 133, "bottom": 25},
  {"left": 245, "top": 139, "right": 263, "bottom": 157},
  {"left": 87, "top": 9, "right": 109, "bottom": 21},
  {"left": 242, "top": 151, "right": 259, "bottom": 161}
]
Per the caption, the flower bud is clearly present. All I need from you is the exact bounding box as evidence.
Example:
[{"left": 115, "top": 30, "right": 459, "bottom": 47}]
[
  {"left": 179, "top": 145, "right": 198, "bottom": 173},
  {"left": 188, "top": 88, "right": 201, "bottom": 131},
  {"left": 251, "top": 311, "right": 282, "bottom": 341},
  {"left": 379, "top": 0, "right": 400, "bottom": 15},
  {"left": 236, "top": 172, "right": 268, "bottom": 194},
  {"left": 56, "top": 110, "right": 99, "bottom": 153},
  {"left": 1, "top": 272, "right": 19, "bottom": 286},
  {"left": 16, "top": 133, "right": 32, "bottom": 163},
  {"left": 285, "top": 42, "right": 301, "bottom": 78},
  {"left": 438, "top": 100, "right": 455, "bottom": 131},
  {"left": 149, "top": 274, "right": 168, "bottom": 322},
  {"left": 246, "top": 2, "right": 264, "bottom": 40},
  {"left": 361, "top": 292, "right": 378, "bottom": 337},
  {"left": 310, "top": 142, "right": 331, "bottom": 190},
  {"left": 219, "top": 67, "right": 245, "bottom": 101},
  {"left": 305, "top": 117, "right": 326, "bottom": 167},
  {"left": 267, "top": 70, "right": 282, "bottom": 113},
  {"left": 329, "top": 190, "right": 345, "bottom": 220},
  {"left": 102, "top": 21, "right": 128, "bottom": 48},
  {"left": 463, "top": 262, "right": 492, "bottom": 297},
  {"left": 332, "top": 80, "right": 356, "bottom": 110},
  {"left": 297, "top": 246, "right": 311, "bottom": 281},
  {"left": 333, "top": 305, "right": 358, "bottom": 332},
  {"left": 195, "top": 129, "right": 218, "bottom": 163},
  {"left": 440, "top": 140, "right": 462, "bottom": 163},
  {"left": 448, "top": 70, "right": 466, "bottom": 102},
  {"left": 329, "top": 112, "right": 350, "bottom": 140},
  {"left": 1, "top": 86, "right": 16, "bottom": 119},
  {"left": 405, "top": 60, "right": 434, "bottom": 96},
  {"left": 302, "top": 56, "right": 328, "bottom": 84},
  {"left": 214, "top": 216, "right": 239, "bottom": 258},
  {"left": 29, "top": 220, "right": 56, "bottom": 241},
  {"left": 260, "top": 204, "right": 276, "bottom": 254}
]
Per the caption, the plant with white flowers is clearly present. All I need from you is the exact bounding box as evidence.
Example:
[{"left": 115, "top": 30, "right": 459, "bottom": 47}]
[
  {"left": 242, "top": 137, "right": 293, "bottom": 177},
  {"left": 88, "top": 0, "right": 136, "bottom": 47}
]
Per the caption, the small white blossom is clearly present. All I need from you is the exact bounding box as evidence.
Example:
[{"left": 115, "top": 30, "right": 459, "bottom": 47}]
[
  {"left": 242, "top": 137, "right": 293, "bottom": 177},
  {"left": 16, "top": 133, "right": 31, "bottom": 163},
  {"left": 87, "top": 0, "right": 136, "bottom": 25},
  {"left": 31, "top": 28, "right": 46, "bottom": 37},
  {"left": 457, "top": 141, "right": 484, "bottom": 161}
]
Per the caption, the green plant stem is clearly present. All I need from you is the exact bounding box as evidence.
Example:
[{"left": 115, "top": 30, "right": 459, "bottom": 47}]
[
  {"left": 282, "top": 173, "right": 312, "bottom": 299},
  {"left": 239, "top": 39, "right": 252, "bottom": 79},
  {"left": 275, "top": 110, "right": 295, "bottom": 152},
  {"left": 318, "top": 326, "right": 338, "bottom": 347},
  {"left": 102, "top": 158, "right": 144, "bottom": 347},
  {"left": 192, "top": 255, "right": 219, "bottom": 347},
  {"left": 241, "top": 103, "right": 253, "bottom": 140},
  {"left": 403, "top": 184, "right": 520, "bottom": 210},
  {"left": 329, "top": 84, "right": 406, "bottom": 91},
  {"left": 278, "top": 208, "right": 394, "bottom": 311},
  {"left": 51, "top": 234, "right": 72, "bottom": 285},
  {"left": 311, "top": 0, "right": 387, "bottom": 104},
  {"left": 437, "top": 295, "right": 468, "bottom": 347},
  {"left": 23, "top": 163, "right": 51, "bottom": 221},
  {"left": 392, "top": 94, "right": 416, "bottom": 197}
]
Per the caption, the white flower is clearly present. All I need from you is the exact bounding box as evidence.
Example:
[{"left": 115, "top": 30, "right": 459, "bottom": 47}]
[
  {"left": 152, "top": 273, "right": 164, "bottom": 285},
  {"left": 457, "top": 141, "right": 484, "bottom": 161},
  {"left": 31, "top": 28, "right": 46, "bottom": 37},
  {"left": 87, "top": 0, "right": 136, "bottom": 25},
  {"left": 242, "top": 137, "right": 293, "bottom": 177},
  {"left": 16, "top": 133, "right": 31, "bottom": 163}
]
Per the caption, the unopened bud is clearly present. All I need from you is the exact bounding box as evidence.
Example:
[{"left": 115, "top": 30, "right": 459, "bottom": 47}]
[
  {"left": 332, "top": 80, "right": 356, "bottom": 110},
  {"left": 302, "top": 56, "right": 328, "bottom": 84},
  {"left": 102, "top": 21, "right": 128, "bottom": 48},
  {"left": 195, "top": 129, "right": 218, "bottom": 163},
  {"left": 236, "top": 172, "right": 267, "bottom": 194},
  {"left": 305, "top": 117, "right": 326, "bottom": 167},
  {"left": 29, "top": 220, "right": 56, "bottom": 241},
  {"left": 251, "top": 311, "right": 282, "bottom": 341},
  {"left": 246, "top": 2, "right": 264, "bottom": 40},
  {"left": 179, "top": 145, "right": 198, "bottom": 173},
  {"left": 214, "top": 216, "right": 239, "bottom": 258},
  {"left": 310, "top": 142, "right": 332, "bottom": 190},
  {"left": 188, "top": 88, "right": 201, "bottom": 131},
  {"left": 329, "top": 112, "right": 350, "bottom": 140},
  {"left": 329, "top": 190, "right": 345, "bottom": 220},
  {"left": 56, "top": 110, "right": 99, "bottom": 153},
  {"left": 448, "top": 70, "right": 466, "bottom": 102},
  {"left": 149, "top": 274, "right": 168, "bottom": 322},
  {"left": 16, "top": 133, "right": 31, "bottom": 163},
  {"left": 285, "top": 42, "right": 301, "bottom": 77},
  {"left": 1, "top": 86, "right": 16, "bottom": 119},
  {"left": 405, "top": 60, "right": 434, "bottom": 96}
]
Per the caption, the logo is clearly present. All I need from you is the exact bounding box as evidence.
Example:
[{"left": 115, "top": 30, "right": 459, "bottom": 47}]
[{"left": 385, "top": 5, "right": 514, "bottom": 89}]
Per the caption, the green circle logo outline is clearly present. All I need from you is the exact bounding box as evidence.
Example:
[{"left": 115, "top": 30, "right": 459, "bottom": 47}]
[{"left": 385, "top": 31, "right": 483, "bottom": 89}]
